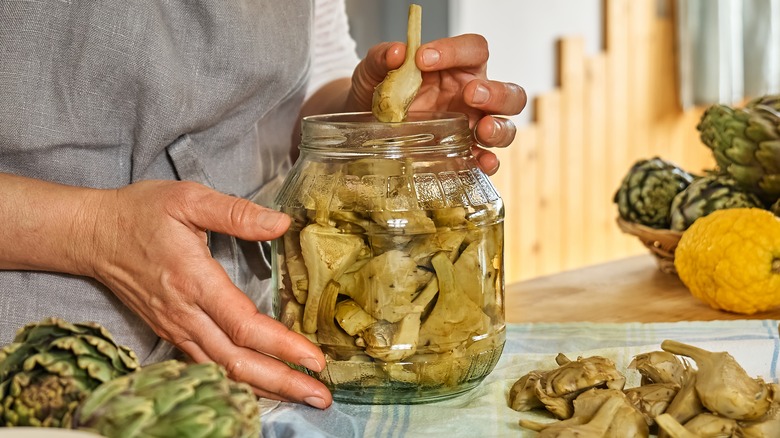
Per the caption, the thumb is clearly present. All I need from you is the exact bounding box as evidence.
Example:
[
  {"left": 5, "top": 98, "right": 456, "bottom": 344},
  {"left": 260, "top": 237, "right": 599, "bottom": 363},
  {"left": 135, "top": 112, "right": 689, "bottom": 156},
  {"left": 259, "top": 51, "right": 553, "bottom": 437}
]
[
  {"left": 348, "top": 42, "right": 405, "bottom": 111},
  {"left": 184, "top": 189, "right": 291, "bottom": 241}
]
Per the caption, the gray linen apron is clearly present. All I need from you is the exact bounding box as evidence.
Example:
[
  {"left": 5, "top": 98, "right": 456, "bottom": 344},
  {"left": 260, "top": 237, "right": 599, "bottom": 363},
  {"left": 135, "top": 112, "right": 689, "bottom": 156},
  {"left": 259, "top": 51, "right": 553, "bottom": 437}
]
[{"left": 0, "top": 1, "right": 313, "bottom": 363}]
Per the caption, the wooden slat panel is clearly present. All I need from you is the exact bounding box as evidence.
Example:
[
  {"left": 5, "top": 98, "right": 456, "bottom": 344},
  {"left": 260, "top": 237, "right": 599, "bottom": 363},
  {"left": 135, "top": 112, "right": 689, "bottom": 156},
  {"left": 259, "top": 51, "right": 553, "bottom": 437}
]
[
  {"left": 605, "top": 0, "right": 633, "bottom": 256},
  {"left": 502, "top": 0, "right": 715, "bottom": 282},
  {"left": 493, "top": 126, "right": 542, "bottom": 284},
  {"left": 515, "top": 126, "right": 539, "bottom": 281},
  {"left": 559, "top": 37, "right": 586, "bottom": 271},
  {"left": 583, "top": 53, "right": 609, "bottom": 265},
  {"left": 535, "top": 91, "right": 562, "bottom": 277}
]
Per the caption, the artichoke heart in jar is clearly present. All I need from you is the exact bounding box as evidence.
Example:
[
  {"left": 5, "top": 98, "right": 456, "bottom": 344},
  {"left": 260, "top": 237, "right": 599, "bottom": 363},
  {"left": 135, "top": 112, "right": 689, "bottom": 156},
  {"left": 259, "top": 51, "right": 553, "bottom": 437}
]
[{"left": 271, "top": 112, "right": 505, "bottom": 404}]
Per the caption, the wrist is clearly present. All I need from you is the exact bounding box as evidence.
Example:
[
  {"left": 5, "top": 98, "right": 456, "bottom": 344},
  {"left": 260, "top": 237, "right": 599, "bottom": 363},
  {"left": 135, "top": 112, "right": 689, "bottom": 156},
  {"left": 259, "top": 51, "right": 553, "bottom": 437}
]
[{"left": 0, "top": 173, "right": 113, "bottom": 278}]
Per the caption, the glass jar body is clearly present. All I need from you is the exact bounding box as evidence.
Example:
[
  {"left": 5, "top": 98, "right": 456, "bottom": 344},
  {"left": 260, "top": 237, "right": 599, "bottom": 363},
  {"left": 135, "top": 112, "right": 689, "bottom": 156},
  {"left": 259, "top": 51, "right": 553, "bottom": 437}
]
[{"left": 272, "top": 112, "right": 505, "bottom": 404}]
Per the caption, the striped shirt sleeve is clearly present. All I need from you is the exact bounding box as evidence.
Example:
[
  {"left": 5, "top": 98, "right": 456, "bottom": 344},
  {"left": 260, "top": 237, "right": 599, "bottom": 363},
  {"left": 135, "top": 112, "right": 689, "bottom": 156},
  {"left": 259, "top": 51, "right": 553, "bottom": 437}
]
[{"left": 306, "top": 0, "right": 361, "bottom": 101}]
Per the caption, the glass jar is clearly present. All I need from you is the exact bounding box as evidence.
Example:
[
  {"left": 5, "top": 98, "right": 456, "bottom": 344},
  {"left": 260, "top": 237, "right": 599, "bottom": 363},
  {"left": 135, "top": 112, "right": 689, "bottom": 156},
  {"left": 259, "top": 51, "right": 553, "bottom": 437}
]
[{"left": 271, "top": 112, "right": 505, "bottom": 404}]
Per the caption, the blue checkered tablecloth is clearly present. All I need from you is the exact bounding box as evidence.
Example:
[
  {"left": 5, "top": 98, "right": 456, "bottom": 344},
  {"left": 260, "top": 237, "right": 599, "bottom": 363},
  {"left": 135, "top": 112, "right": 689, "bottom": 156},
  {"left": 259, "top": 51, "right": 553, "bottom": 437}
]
[{"left": 260, "top": 320, "right": 780, "bottom": 437}]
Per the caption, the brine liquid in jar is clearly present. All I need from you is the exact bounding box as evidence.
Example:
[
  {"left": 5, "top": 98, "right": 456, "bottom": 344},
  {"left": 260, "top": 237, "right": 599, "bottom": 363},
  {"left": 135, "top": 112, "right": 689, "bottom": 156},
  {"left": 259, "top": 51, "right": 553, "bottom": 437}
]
[{"left": 271, "top": 112, "right": 505, "bottom": 404}]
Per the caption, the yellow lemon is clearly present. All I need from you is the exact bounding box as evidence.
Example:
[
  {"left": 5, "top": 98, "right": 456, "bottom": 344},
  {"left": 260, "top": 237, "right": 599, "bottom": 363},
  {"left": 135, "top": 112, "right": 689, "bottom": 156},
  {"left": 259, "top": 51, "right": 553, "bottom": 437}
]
[{"left": 674, "top": 208, "right": 780, "bottom": 314}]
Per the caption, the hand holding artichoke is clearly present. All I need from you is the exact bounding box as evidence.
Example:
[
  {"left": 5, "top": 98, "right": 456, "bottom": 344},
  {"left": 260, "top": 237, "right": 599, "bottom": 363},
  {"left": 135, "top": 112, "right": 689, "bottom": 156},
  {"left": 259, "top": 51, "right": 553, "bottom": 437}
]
[{"left": 371, "top": 4, "right": 423, "bottom": 122}]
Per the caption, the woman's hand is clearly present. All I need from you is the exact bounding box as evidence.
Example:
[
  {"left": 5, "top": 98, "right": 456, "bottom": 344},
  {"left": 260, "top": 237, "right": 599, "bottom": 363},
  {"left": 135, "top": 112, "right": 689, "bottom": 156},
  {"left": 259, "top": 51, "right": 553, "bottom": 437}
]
[
  {"left": 347, "top": 34, "right": 527, "bottom": 175},
  {"left": 86, "top": 180, "right": 332, "bottom": 409}
]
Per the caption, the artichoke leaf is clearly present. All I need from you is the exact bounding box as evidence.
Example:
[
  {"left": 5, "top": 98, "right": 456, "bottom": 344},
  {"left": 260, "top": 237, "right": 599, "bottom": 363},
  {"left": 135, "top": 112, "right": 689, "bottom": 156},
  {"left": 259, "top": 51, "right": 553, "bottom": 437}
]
[{"left": 371, "top": 4, "right": 423, "bottom": 122}]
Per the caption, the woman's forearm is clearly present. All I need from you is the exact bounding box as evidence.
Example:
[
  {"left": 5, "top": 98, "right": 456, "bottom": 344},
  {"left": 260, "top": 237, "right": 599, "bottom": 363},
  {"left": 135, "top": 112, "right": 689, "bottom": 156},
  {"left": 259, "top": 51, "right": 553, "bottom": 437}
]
[{"left": 0, "top": 172, "right": 105, "bottom": 276}]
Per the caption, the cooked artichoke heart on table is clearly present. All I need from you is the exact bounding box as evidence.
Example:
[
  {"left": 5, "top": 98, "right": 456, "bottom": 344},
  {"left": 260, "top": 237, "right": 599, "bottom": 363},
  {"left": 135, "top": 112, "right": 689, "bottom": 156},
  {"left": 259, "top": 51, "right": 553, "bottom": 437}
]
[{"left": 511, "top": 341, "right": 780, "bottom": 437}]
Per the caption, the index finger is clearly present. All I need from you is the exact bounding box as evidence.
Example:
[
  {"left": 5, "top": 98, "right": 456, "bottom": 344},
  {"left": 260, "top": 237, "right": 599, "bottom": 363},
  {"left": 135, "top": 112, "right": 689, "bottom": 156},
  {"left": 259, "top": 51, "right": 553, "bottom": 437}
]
[
  {"left": 416, "top": 34, "right": 489, "bottom": 71},
  {"left": 196, "top": 270, "right": 327, "bottom": 373}
]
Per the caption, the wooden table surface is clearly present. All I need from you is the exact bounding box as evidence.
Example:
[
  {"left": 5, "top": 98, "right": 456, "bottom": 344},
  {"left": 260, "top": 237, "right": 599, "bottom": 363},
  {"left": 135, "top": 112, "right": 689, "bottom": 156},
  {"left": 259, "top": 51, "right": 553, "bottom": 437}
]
[{"left": 505, "top": 254, "right": 780, "bottom": 323}]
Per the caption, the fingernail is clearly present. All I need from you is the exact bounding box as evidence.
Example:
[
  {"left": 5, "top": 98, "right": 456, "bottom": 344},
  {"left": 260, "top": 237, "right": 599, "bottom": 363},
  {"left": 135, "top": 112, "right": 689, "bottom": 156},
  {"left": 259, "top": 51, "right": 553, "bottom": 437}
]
[
  {"left": 258, "top": 211, "right": 288, "bottom": 232},
  {"left": 299, "top": 357, "right": 323, "bottom": 373},
  {"left": 472, "top": 84, "right": 490, "bottom": 104},
  {"left": 422, "top": 48, "right": 440, "bottom": 67},
  {"left": 304, "top": 396, "right": 328, "bottom": 409},
  {"left": 490, "top": 119, "right": 501, "bottom": 140}
]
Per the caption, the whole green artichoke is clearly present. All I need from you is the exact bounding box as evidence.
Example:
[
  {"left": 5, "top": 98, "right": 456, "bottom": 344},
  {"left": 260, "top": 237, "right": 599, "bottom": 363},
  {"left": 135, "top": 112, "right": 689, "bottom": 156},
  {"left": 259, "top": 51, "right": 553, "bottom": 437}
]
[
  {"left": 669, "top": 175, "right": 765, "bottom": 231},
  {"left": 614, "top": 157, "right": 696, "bottom": 228},
  {"left": 697, "top": 94, "right": 780, "bottom": 203},
  {"left": 0, "top": 317, "right": 140, "bottom": 427},
  {"left": 72, "top": 360, "right": 260, "bottom": 438}
]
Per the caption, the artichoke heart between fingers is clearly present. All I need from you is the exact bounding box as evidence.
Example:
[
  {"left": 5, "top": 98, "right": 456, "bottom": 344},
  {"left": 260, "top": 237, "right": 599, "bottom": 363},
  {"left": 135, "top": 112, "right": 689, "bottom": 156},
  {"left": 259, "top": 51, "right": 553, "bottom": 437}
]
[{"left": 371, "top": 4, "right": 423, "bottom": 123}]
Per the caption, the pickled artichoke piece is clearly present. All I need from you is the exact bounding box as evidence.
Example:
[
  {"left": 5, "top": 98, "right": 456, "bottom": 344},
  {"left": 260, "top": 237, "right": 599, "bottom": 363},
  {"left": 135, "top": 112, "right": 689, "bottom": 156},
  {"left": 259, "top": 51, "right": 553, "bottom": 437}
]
[
  {"left": 299, "top": 223, "right": 366, "bottom": 333},
  {"left": 330, "top": 211, "right": 372, "bottom": 234},
  {"left": 283, "top": 232, "right": 309, "bottom": 304},
  {"left": 542, "top": 355, "right": 626, "bottom": 398},
  {"left": 280, "top": 298, "right": 305, "bottom": 336},
  {"left": 520, "top": 396, "right": 627, "bottom": 438},
  {"left": 320, "top": 354, "right": 382, "bottom": 386},
  {"left": 739, "top": 384, "right": 780, "bottom": 437},
  {"left": 555, "top": 353, "right": 573, "bottom": 366},
  {"left": 657, "top": 372, "right": 705, "bottom": 438},
  {"left": 655, "top": 413, "right": 700, "bottom": 438},
  {"left": 339, "top": 250, "right": 428, "bottom": 322},
  {"left": 518, "top": 389, "right": 648, "bottom": 437},
  {"left": 683, "top": 412, "right": 737, "bottom": 436},
  {"left": 370, "top": 210, "right": 436, "bottom": 234},
  {"left": 371, "top": 4, "right": 423, "bottom": 122},
  {"left": 453, "top": 241, "right": 491, "bottom": 309},
  {"left": 509, "top": 370, "right": 548, "bottom": 411},
  {"left": 412, "top": 347, "right": 470, "bottom": 387},
  {"left": 624, "top": 382, "right": 680, "bottom": 426},
  {"left": 431, "top": 207, "right": 469, "bottom": 228},
  {"left": 406, "top": 229, "right": 466, "bottom": 266},
  {"left": 316, "top": 281, "right": 355, "bottom": 349},
  {"left": 418, "top": 252, "right": 490, "bottom": 353},
  {"left": 361, "top": 312, "right": 421, "bottom": 362},
  {"left": 334, "top": 299, "right": 377, "bottom": 336},
  {"left": 628, "top": 350, "right": 690, "bottom": 386},
  {"left": 661, "top": 340, "right": 772, "bottom": 421},
  {"left": 534, "top": 355, "right": 626, "bottom": 420},
  {"left": 368, "top": 234, "right": 414, "bottom": 256},
  {"left": 570, "top": 389, "right": 649, "bottom": 437}
]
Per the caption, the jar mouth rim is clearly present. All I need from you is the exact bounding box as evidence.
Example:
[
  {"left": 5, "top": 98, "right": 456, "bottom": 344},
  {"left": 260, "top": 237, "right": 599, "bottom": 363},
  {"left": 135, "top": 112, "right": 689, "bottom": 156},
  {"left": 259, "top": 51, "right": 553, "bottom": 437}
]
[
  {"left": 300, "top": 111, "right": 472, "bottom": 153},
  {"left": 302, "top": 111, "right": 468, "bottom": 126}
]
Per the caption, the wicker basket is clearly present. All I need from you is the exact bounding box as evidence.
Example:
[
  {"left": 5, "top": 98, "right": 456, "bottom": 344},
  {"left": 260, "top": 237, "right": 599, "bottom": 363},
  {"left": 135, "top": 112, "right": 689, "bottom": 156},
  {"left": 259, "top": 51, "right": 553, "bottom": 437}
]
[{"left": 616, "top": 217, "right": 683, "bottom": 275}]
